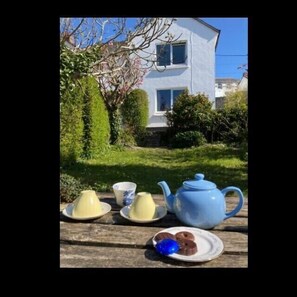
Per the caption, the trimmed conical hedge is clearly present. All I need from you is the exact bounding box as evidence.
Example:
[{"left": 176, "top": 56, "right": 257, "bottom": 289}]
[
  {"left": 60, "top": 87, "right": 84, "bottom": 165},
  {"left": 80, "top": 76, "right": 110, "bottom": 158}
]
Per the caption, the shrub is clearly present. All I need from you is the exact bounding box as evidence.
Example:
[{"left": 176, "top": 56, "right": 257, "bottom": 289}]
[
  {"left": 135, "top": 127, "right": 154, "bottom": 147},
  {"left": 239, "top": 140, "right": 248, "bottom": 161},
  {"left": 115, "top": 128, "right": 137, "bottom": 147},
  {"left": 60, "top": 88, "right": 84, "bottom": 166},
  {"left": 216, "top": 105, "right": 248, "bottom": 145},
  {"left": 60, "top": 44, "right": 100, "bottom": 98},
  {"left": 171, "top": 131, "right": 206, "bottom": 148},
  {"left": 122, "top": 89, "right": 149, "bottom": 144},
  {"left": 166, "top": 89, "right": 213, "bottom": 140},
  {"left": 224, "top": 90, "right": 247, "bottom": 109},
  {"left": 60, "top": 173, "right": 92, "bottom": 203},
  {"left": 80, "top": 76, "right": 110, "bottom": 158}
]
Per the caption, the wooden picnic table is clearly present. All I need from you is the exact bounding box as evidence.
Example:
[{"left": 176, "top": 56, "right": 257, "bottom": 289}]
[{"left": 60, "top": 193, "right": 248, "bottom": 268}]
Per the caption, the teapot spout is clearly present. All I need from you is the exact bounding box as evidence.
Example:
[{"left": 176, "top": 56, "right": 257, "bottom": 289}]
[{"left": 157, "top": 181, "right": 175, "bottom": 213}]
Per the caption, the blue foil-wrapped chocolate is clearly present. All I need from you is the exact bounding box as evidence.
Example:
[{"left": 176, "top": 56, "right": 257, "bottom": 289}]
[{"left": 155, "top": 238, "right": 179, "bottom": 255}]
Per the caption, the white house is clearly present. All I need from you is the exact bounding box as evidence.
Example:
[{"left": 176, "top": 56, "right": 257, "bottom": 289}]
[
  {"left": 215, "top": 73, "right": 248, "bottom": 108},
  {"left": 238, "top": 72, "right": 248, "bottom": 91},
  {"left": 135, "top": 18, "right": 220, "bottom": 129},
  {"left": 215, "top": 78, "right": 239, "bottom": 108},
  {"left": 215, "top": 78, "right": 239, "bottom": 98}
]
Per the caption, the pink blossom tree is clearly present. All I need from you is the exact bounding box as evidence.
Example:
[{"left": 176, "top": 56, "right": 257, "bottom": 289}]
[{"left": 95, "top": 47, "right": 147, "bottom": 143}]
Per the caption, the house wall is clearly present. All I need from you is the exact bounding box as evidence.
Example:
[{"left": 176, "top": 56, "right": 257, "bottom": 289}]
[
  {"left": 135, "top": 18, "right": 218, "bottom": 128},
  {"left": 215, "top": 82, "right": 239, "bottom": 98},
  {"left": 238, "top": 76, "right": 248, "bottom": 91}
]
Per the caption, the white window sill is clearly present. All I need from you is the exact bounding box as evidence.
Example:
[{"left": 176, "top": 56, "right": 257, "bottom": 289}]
[
  {"left": 154, "top": 111, "right": 173, "bottom": 116},
  {"left": 152, "top": 64, "right": 189, "bottom": 71}
]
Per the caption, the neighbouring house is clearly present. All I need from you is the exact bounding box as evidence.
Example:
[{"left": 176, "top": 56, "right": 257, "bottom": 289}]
[
  {"left": 238, "top": 71, "right": 248, "bottom": 91},
  {"left": 135, "top": 18, "right": 220, "bottom": 129},
  {"left": 215, "top": 72, "right": 248, "bottom": 108},
  {"left": 215, "top": 78, "right": 239, "bottom": 108}
]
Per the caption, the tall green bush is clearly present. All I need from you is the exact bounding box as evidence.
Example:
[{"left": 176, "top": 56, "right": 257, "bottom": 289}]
[
  {"left": 80, "top": 76, "right": 110, "bottom": 158},
  {"left": 217, "top": 105, "right": 248, "bottom": 145},
  {"left": 121, "top": 89, "right": 149, "bottom": 144},
  {"left": 166, "top": 89, "right": 213, "bottom": 141},
  {"left": 60, "top": 88, "right": 84, "bottom": 165}
]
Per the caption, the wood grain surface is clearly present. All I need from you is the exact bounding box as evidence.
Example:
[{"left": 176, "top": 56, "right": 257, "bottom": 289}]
[{"left": 60, "top": 193, "right": 248, "bottom": 268}]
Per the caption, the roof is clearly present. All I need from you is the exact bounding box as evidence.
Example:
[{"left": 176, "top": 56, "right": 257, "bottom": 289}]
[
  {"left": 193, "top": 18, "right": 220, "bottom": 50},
  {"left": 216, "top": 78, "right": 239, "bottom": 84}
]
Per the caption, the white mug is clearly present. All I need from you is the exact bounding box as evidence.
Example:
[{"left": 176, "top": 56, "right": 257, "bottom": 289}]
[{"left": 112, "top": 182, "right": 137, "bottom": 206}]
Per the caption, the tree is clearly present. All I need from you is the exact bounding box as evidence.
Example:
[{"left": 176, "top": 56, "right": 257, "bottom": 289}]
[
  {"left": 95, "top": 48, "right": 147, "bottom": 143},
  {"left": 60, "top": 18, "right": 179, "bottom": 76},
  {"left": 60, "top": 18, "right": 178, "bottom": 143}
]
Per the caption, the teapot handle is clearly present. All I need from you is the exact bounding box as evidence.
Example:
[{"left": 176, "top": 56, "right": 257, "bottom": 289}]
[{"left": 221, "top": 186, "right": 244, "bottom": 220}]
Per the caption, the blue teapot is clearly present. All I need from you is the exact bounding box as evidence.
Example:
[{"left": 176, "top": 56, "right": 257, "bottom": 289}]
[{"left": 158, "top": 173, "right": 244, "bottom": 229}]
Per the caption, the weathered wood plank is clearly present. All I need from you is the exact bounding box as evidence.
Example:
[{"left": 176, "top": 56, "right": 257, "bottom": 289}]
[
  {"left": 60, "top": 194, "right": 248, "bottom": 212},
  {"left": 93, "top": 192, "right": 248, "bottom": 203},
  {"left": 60, "top": 202, "right": 247, "bottom": 216},
  {"left": 60, "top": 208, "right": 247, "bottom": 232},
  {"left": 60, "top": 244, "right": 248, "bottom": 268},
  {"left": 60, "top": 223, "right": 247, "bottom": 253},
  {"left": 213, "top": 217, "right": 248, "bottom": 232},
  {"left": 60, "top": 192, "right": 248, "bottom": 268}
]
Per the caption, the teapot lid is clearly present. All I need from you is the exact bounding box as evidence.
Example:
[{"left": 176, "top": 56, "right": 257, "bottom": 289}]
[{"left": 183, "top": 173, "right": 216, "bottom": 190}]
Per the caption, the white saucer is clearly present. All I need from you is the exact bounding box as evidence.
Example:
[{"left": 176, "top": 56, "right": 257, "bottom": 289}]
[
  {"left": 152, "top": 226, "right": 224, "bottom": 262},
  {"left": 120, "top": 205, "right": 167, "bottom": 223},
  {"left": 62, "top": 202, "right": 111, "bottom": 220}
]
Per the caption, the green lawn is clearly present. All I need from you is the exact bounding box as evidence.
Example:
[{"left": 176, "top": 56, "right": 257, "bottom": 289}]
[{"left": 61, "top": 143, "right": 248, "bottom": 196}]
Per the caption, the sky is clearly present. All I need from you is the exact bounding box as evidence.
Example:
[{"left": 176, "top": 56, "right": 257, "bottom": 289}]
[{"left": 200, "top": 18, "right": 248, "bottom": 80}]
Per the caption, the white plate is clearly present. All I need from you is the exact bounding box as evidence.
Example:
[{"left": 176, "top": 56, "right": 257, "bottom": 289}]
[
  {"left": 62, "top": 202, "right": 111, "bottom": 220},
  {"left": 152, "top": 226, "right": 224, "bottom": 262},
  {"left": 120, "top": 205, "right": 167, "bottom": 223}
]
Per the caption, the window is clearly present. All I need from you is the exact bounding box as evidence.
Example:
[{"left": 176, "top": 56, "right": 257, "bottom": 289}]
[
  {"left": 157, "top": 90, "right": 171, "bottom": 111},
  {"left": 173, "top": 90, "right": 184, "bottom": 104},
  {"left": 156, "top": 44, "right": 170, "bottom": 66},
  {"left": 157, "top": 89, "right": 185, "bottom": 112},
  {"left": 218, "top": 83, "right": 222, "bottom": 89},
  {"left": 156, "top": 42, "right": 186, "bottom": 66}
]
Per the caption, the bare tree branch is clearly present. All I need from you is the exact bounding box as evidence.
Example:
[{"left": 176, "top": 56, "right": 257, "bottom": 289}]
[{"left": 60, "top": 17, "right": 179, "bottom": 76}]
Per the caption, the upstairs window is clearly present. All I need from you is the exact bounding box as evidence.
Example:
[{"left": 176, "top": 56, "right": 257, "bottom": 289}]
[
  {"left": 156, "top": 42, "right": 186, "bottom": 66},
  {"left": 156, "top": 44, "right": 170, "bottom": 66}
]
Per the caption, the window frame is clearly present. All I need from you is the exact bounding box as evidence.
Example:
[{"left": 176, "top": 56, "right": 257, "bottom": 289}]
[
  {"left": 155, "top": 88, "right": 186, "bottom": 114},
  {"left": 156, "top": 41, "right": 187, "bottom": 67}
]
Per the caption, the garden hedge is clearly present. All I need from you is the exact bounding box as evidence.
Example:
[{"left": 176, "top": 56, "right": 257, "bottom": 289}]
[
  {"left": 122, "top": 89, "right": 149, "bottom": 141},
  {"left": 80, "top": 76, "right": 110, "bottom": 158},
  {"left": 60, "top": 87, "right": 84, "bottom": 165}
]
